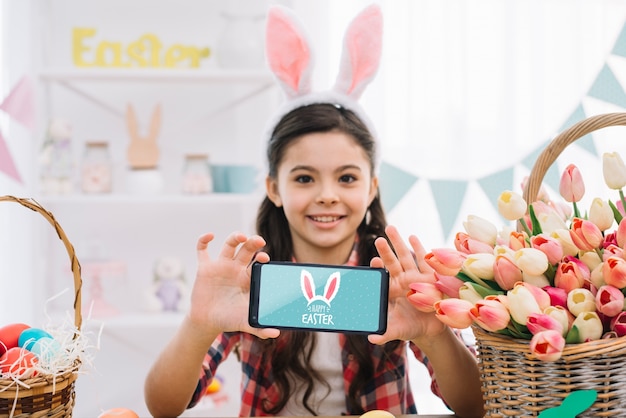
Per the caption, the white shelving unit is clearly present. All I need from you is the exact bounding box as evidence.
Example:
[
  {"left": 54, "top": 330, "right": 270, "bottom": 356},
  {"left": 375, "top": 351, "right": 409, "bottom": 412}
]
[{"left": 33, "top": 28, "right": 278, "bottom": 418}]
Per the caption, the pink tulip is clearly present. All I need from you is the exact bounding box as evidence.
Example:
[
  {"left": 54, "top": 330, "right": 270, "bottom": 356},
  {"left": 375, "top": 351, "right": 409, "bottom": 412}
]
[
  {"left": 554, "top": 256, "right": 590, "bottom": 293},
  {"left": 603, "top": 256, "right": 626, "bottom": 288},
  {"left": 610, "top": 311, "right": 626, "bottom": 337},
  {"left": 550, "top": 228, "right": 580, "bottom": 257},
  {"left": 527, "top": 313, "right": 564, "bottom": 336},
  {"left": 508, "top": 231, "right": 529, "bottom": 251},
  {"left": 568, "top": 312, "right": 603, "bottom": 343},
  {"left": 407, "top": 282, "right": 443, "bottom": 313},
  {"left": 454, "top": 232, "right": 494, "bottom": 255},
  {"left": 530, "top": 234, "right": 563, "bottom": 265},
  {"left": 567, "top": 288, "right": 596, "bottom": 317},
  {"left": 433, "top": 272, "right": 465, "bottom": 298},
  {"left": 424, "top": 248, "right": 466, "bottom": 277},
  {"left": 617, "top": 218, "right": 626, "bottom": 248},
  {"left": 530, "top": 330, "right": 565, "bottom": 362},
  {"left": 543, "top": 286, "right": 568, "bottom": 309},
  {"left": 469, "top": 298, "right": 510, "bottom": 332},
  {"left": 603, "top": 244, "right": 623, "bottom": 260},
  {"left": 559, "top": 164, "right": 585, "bottom": 203},
  {"left": 569, "top": 217, "right": 603, "bottom": 252},
  {"left": 493, "top": 255, "right": 522, "bottom": 290},
  {"left": 520, "top": 282, "right": 551, "bottom": 310},
  {"left": 433, "top": 299, "right": 474, "bottom": 329},
  {"left": 596, "top": 285, "right": 625, "bottom": 317}
]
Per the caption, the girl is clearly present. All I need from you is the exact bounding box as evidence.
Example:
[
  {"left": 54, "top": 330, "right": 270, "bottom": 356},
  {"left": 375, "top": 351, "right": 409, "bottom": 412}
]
[{"left": 145, "top": 4, "right": 483, "bottom": 418}]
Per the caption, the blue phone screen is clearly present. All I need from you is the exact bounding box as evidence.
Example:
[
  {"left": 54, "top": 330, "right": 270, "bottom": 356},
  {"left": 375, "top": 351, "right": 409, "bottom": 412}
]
[{"left": 254, "top": 263, "right": 387, "bottom": 333}]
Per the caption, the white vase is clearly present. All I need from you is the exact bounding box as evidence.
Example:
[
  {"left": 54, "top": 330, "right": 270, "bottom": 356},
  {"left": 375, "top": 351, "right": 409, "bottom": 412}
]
[
  {"left": 216, "top": 11, "right": 265, "bottom": 69},
  {"left": 126, "top": 169, "right": 164, "bottom": 195}
]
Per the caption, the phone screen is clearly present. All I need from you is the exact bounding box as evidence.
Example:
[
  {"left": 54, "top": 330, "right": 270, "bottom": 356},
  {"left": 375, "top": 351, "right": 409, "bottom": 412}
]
[{"left": 249, "top": 261, "right": 388, "bottom": 334}]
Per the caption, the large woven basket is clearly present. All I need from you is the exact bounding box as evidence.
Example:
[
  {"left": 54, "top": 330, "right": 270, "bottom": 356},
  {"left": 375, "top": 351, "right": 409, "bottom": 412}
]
[
  {"left": 0, "top": 196, "right": 82, "bottom": 418},
  {"left": 474, "top": 112, "right": 626, "bottom": 417}
]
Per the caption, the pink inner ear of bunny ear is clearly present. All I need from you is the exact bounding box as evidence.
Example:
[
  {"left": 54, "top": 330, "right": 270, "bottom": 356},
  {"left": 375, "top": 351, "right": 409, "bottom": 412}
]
[
  {"left": 266, "top": 6, "right": 313, "bottom": 98},
  {"left": 335, "top": 4, "right": 383, "bottom": 99}
]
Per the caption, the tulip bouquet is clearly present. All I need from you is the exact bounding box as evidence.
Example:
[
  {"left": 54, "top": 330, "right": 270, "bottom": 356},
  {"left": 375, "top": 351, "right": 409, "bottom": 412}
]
[{"left": 409, "top": 151, "right": 626, "bottom": 361}]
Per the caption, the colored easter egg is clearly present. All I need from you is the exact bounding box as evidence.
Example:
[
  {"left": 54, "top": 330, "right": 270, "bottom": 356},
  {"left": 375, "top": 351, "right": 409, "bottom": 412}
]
[
  {"left": 360, "top": 410, "right": 395, "bottom": 418},
  {"left": 206, "top": 377, "right": 221, "bottom": 394},
  {"left": 18, "top": 327, "right": 53, "bottom": 351},
  {"left": 0, "top": 347, "right": 38, "bottom": 378},
  {"left": 97, "top": 408, "right": 140, "bottom": 418},
  {"left": 0, "top": 323, "right": 30, "bottom": 356},
  {"left": 29, "top": 337, "right": 62, "bottom": 362}
]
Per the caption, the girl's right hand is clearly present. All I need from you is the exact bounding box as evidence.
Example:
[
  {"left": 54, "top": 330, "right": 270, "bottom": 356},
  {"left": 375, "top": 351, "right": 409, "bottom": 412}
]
[{"left": 187, "top": 232, "right": 280, "bottom": 340}]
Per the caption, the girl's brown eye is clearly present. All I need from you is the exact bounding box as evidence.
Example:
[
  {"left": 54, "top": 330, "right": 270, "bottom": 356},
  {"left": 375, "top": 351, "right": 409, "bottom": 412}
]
[
  {"left": 339, "top": 174, "right": 356, "bottom": 183},
  {"left": 296, "top": 175, "right": 313, "bottom": 183}
]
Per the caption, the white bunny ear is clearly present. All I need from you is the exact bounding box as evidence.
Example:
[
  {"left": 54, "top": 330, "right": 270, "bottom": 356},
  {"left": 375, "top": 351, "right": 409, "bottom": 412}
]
[
  {"left": 300, "top": 270, "right": 316, "bottom": 302},
  {"left": 266, "top": 5, "right": 314, "bottom": 99},
  {"left": 333, "top": 4, "right": 383, "bottom": 100},
  {"left": 323, "top": 272, "right": 341, "bottom": 304}
]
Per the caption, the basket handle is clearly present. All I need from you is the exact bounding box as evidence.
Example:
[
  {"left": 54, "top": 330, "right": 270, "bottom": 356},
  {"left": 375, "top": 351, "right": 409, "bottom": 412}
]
[
  {"left": 0, "top": 196, "right": 82, "bottom": 331},
  {"left": 523, "top": 112, "right": 626, "bottom": 205}
]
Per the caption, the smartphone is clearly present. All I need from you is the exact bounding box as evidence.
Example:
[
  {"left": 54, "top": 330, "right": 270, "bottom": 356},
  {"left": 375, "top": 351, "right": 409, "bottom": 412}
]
[{"left": 249, "top": 261, "right": 389, "bottom": 334}]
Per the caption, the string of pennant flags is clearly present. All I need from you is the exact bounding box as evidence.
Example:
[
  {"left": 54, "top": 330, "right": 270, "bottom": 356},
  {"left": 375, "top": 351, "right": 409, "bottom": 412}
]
[
  {"left": 2, "top": 21, "right": 626, "bottom": 244},
  {"left": 379, "top": 19, "right": 626, "bottom": 242}
]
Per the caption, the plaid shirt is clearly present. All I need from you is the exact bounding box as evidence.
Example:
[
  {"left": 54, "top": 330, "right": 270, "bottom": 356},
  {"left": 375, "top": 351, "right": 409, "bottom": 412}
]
[{"left": 188, "top": 331, "right": 446, "bottom": 416}]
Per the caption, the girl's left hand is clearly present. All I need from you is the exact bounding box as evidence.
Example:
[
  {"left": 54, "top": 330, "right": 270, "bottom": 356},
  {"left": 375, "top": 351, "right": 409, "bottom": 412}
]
[{"left": 369, "top": 225, "right": 446, "bottom": 345}]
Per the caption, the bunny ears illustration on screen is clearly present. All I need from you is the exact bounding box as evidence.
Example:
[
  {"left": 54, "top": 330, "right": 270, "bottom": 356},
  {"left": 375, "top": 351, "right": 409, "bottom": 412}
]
[{"left": 264, "top": 3, "right": 383, "bottom": 141}]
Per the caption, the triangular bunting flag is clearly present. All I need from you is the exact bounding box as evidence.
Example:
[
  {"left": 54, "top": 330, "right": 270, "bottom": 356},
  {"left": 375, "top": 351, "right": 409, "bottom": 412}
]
[
  {"left": 588, "top": 64, "right": 626, "bottom": 108},
  {"left": 430, "top": 179, "right": 468, "bottom": 241},
  {"left": 612, "top": 21, "right": 626, "bottom": 57},
  {"left": 478, "top": 167, "right": 515, "bottom": 218},
  {"left": 0, "top": 131, "right": 22, "bottom": 183},
  {"left": 0, "top": 75, "right": 36, "bottom": 132},
  {"left": 379, "top": 161, "right": 418, "bottom": 212}
]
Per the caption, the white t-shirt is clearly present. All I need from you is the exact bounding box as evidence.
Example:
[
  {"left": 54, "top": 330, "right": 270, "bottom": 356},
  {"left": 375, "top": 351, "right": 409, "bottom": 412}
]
[{"left": 278, "top": 332, "right": 345, "bottom": 416}]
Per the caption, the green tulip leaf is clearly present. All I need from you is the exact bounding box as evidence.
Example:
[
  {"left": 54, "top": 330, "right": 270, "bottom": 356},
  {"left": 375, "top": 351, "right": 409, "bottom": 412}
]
[
  {"left": 565, "top": 325, "right": 581, "bottom": 344},
  {"left": 464, "top": 282, "right": 503, "bottom": 298},
  {"left": 609, "top": 199, "right": 623, "bottom": 224},
  {"left": 528, "top": 204, "right": 543, "bottom": 235}
]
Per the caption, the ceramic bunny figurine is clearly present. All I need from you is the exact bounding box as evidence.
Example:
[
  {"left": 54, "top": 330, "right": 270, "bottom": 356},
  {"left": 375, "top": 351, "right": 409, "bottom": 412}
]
[
  {"left": 300, "top": 270, "right": 341, "bottom": 306},
  {"left": 126, "top": 103, "right": 161, "bottom": 169}
]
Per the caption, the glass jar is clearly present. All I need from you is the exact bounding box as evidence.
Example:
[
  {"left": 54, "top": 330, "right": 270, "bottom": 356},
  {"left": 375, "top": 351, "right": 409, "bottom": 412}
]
[
  {"left": 81, "top": 141, "right": 113, "bottom": 193},
  {"left": 182, "top": 154, "right": 212, "bottom": 194}
]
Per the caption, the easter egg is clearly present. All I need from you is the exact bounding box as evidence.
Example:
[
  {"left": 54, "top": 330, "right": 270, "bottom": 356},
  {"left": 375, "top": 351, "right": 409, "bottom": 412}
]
[
  {"left": 29, "top": 337, "right": 62, "bottom": 362},
  {"left": 360, "top": 410, "right": 395, "bottom": 418},
  {"left": 18, "top": 327, "right": 53, "bottom": 351},
  {"left": 206, "top": 377, "right": 221, "bottom": 394},
  {"left": 0, "top": 323, "right": 30, "bottom": 356},
  {"left": 0, "top": 347, "right": 38, "bottom": 378},
  {"left": 97, "top": 408, "right": 140, "bottom": 418}
]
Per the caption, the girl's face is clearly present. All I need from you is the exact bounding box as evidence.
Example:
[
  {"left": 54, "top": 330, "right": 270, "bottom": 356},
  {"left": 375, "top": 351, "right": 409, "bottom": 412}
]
[{"left": 266, "top": 131, "right": 378, "bottom": 264}]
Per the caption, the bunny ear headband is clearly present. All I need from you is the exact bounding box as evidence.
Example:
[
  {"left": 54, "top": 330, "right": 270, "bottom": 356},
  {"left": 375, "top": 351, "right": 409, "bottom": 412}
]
[{"left": 264, "top": 3, "right": 383, "bottom": 147}]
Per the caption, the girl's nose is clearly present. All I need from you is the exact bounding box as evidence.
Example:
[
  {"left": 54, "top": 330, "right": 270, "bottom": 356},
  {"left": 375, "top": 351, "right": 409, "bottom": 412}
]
[{"left": 316, "top": 183, "right": 339, "bottom": 205}]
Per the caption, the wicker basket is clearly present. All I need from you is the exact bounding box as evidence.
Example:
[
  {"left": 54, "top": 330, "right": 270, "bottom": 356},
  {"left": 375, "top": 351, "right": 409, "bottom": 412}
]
[
  {"left": 474, "top": 112, "right": 626, "bottom": 417},
  {"left": 0, "top": 196, "right": 82, "bottom": 418}
]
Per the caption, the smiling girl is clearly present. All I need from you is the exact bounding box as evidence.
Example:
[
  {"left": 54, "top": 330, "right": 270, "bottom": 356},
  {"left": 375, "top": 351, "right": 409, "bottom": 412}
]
[{"left": 144, "top": 4, "right": 483, "bottom": 418}]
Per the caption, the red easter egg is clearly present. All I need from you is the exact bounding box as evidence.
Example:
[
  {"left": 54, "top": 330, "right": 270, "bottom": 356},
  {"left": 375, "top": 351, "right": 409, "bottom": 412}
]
[
  {"left": 0, "top": 347, "right": 38, "bottom": 378},
  {"left": 97, "top": 408, "right": 140, "bottom": 418},
  {"left": 0, "top": 323, "right": 30, "bottom": 357}
]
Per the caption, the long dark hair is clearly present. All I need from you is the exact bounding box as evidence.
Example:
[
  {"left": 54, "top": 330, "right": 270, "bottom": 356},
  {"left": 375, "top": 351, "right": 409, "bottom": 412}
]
[{"left": 256, "top": 103, "right": 399, "bottom": 415}]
